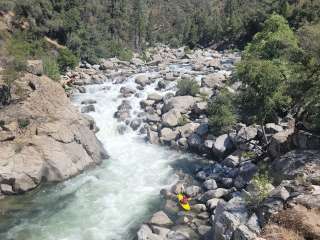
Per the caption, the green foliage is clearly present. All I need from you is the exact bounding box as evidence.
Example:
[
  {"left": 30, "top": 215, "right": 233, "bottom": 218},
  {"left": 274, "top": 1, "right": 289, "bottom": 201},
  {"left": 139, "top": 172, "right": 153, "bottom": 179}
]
[
  {"left": 293, "top": 23, "right": 320, "bottom": 131},
  {"left": 42, "top": 56, "right": 60, "bottom": 81},
  {"left": 3, "top": 0, "right": 319, "bottom": 59},
  {"left": 244, "top": 14, "right": 299, "bottom": 59},
  {"left": 247, "top": 172, "right": 272, "bottom": 207},
  {"left": 17, "top": 118, "right": 30, "bottom": 129},
  {"left": 0, "top": 1, "right": 15, "bottom": 11},
  {"left": 118, "top": 48, "right": 133, "bottom": 62},
  {"left": 57, "top": 48, "right": 78, "bottom": 73},
  {"left": 176, "top": 78, "right": 199, "bottom": 97},
  {"left": 237, "top": 59, "right": 292, "bottom": 123},
  {"left": 2, "top": 63, "right": 21, "bottom": 87},
  {"left": 236, "top": 14, "right": 298, "bottom": 124},
  {"left": 241, "top": 151, "right": 256, "bottom": 160},
  {"left": 208, "top": 89, "right": 236, "bottom": 135}
]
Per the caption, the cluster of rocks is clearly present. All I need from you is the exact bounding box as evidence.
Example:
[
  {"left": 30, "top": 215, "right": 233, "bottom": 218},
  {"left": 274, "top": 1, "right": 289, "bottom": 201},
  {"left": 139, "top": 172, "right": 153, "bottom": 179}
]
[
  {"left": 0, "top": 73, "right": 108, "bottom": 197},
  {"left": 138, "top": 128, "right": 320, "bottom": 240},
  {"left": 62, "top": 45, "right": 320, "bottom": 240}
]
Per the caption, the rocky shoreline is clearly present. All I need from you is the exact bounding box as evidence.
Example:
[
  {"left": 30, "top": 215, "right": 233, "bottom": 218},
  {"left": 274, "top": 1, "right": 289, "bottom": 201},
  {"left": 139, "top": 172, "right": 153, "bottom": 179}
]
[{"left": 62, "top": 45, "right": 320, "bottom": 240}]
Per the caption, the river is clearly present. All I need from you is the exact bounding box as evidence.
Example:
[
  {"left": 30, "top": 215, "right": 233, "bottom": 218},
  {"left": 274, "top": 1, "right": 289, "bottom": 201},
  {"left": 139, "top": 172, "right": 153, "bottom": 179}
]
[{"left": 0, "top": 66, "right": 200, "bottom": 240}]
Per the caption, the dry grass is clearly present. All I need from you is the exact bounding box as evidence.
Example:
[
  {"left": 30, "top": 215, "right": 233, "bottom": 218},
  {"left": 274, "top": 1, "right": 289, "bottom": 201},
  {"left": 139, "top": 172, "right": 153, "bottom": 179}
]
[
  {"left": 262, "top": 224, "right": 304, "bottom": 240},
  {"left": 261, "top": 205, "right": 320, "bottom": 240}
]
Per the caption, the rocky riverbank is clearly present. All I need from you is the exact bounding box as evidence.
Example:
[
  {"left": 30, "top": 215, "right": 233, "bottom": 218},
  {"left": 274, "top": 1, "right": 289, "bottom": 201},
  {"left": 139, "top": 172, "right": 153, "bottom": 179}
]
[
  {"left": 0, "top": 70, "right": 108, "bottom": 198},
  {"left": 62, "top": 45, "right": 320, "bottom": 240}
]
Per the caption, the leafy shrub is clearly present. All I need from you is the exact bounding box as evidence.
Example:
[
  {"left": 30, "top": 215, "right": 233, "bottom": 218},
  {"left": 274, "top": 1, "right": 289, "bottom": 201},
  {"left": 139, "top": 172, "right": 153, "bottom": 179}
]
[
  {"left": 118, "top": 48, "right": 133, "bottom": 62},
  {"left": 176, "top": 78, "right": 199, "bottom": 97},
  {"left": 208, "top": 89, "right": 236, "bottom": 135},
  {"left": 2, "top": 60, "right": 24, "bottom": 87},
  {"left": 0, "top": 1, "right": 15, "bottom": 11},
  {"left": 57, "top": 48, "right": 79, "bottom": 73},
  {"left": 103, "top": 40, "right": 133, "bottom": 62},
  {"left": 43, "top": 56, "right": 60, "bottom": 81},
  {"left": 247, "top": 173, "right": 272, "bottom": 207},
  {"left": 241, "top": 151, "right": 256, "bottom": 160},
  {"left": 18, "top": 118, "right": 30, "bottom": 129}
]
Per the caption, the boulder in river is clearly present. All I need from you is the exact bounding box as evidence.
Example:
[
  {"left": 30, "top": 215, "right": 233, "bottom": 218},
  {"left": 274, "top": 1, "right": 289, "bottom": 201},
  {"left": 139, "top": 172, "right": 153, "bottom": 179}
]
[
  {"left": 149, "top": 211, "right": 174, "bottom": 227},
  {"left": 163, "top": 96, "right": 196, "bottom": 114},
  {"left": 162, "top": 109, "right": 181, "bottom": 128},
  {"left": 135, "top": 74, "right": 150, "bottom": 87},
  {"left": 160, "top": 128, "right": 179, "bottom": 143},
  {"left": 148, "top": 93, "right": 163, "bottom": 102},
  {"left": 0, "top": 74, "right": 108, "bottom": 194},
  {"left": 81, "top": 104, "right": 95, "bottom": 113}
]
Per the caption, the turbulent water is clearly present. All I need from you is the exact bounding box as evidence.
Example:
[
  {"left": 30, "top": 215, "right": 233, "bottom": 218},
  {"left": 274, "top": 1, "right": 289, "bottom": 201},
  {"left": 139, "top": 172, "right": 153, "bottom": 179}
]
[{"left": 0, "top": 66, "right": 201, "bottom": 240}]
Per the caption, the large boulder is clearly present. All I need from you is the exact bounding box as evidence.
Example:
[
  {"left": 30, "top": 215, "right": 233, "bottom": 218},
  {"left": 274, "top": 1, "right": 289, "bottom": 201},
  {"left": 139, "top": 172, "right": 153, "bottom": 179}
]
[
  {"left": 201, "top": 72, "right": 226, "bottom": 89},
  {"left": 147, "top": 128, "right": 160, "bottom": 144},
  {"left": 265, "top": 123, "right": 284, "bottom": 134},
  {"left": 131, "top": 57, "right": 145, "bottom": 66},
  {"left": 160, "top": 128, "right": 179, "bottom": 142},
  {"left": 148, "top": 93, "right": 163, "bottom": 102},
  {"left": 213, "top": 134, "right": 235, "bottom": 157},
  {"left": 292, "top": 130, "right": 320, "bottom": 150},
  {"left": 177, "top": 123, "right": 200, "bottom": 138},
  {"left": 146, "top": 113, "right": 161, "bottom": 123},
  {"left": 213, "top": 197, "right": 249, "bottom": 240},
  {"left": 99, "top": 59, "right": 115, "bottom": 70},
  {"left": 268, "top": 130, "right": 294, "bottom": 159},
  {"left": 149, "top": 211, "right": 174, "bottom": 227},
  {"left": 187, "top": 133, "right": 203, "bottom": 151},
  {"left": 137, "top": 224, "right": 162, "bottom": 240},
  {"left": 27, "top": 60, "right": 43, "bottom": 76},
  {"left": 162, "top": 109, "right": 181, "bottom": 128},
  {"left": 271, "top": 150, "right": 320, "bottom": 184},
  {"left": 193, "top": 101, "right": 208, "bottom": 114},
  {"left": 0, "top": 74, "right": 107, "bottom": 195},
  {"left": 234, "top": 162, "right": 258, "bottom": 189},
  {"left": 163, "top": 96, "right": 196, "bottom": 114},
  {"left": 236, "top": 126, "right": 258, "bottom": 143},
  {"left": 135, "top": 74, "right": 150, "bottom": 86}
]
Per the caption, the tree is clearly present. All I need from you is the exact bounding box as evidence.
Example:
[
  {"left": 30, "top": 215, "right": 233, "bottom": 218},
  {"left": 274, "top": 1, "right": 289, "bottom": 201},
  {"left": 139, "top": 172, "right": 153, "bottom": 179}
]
[
  {"left": 244, "top": 14, "right": 299, "bottom": 60},
  {"left": 237, "top": 59, "right": 291, "bottom": 124},
  {"left": 57, "top": 48, "right": 79, "bottom": 73},
  {"left": 236, "top": 14, "right": 299, "bottom": 125},
  {"left": 294, "top": 23, "right": 320, "bottom": 132},
  {"left": 131, "top": 0, "right": 147, "bottom": 49},
  {"left": 208, "top": 89, "right": 236, "bottom": 135}
]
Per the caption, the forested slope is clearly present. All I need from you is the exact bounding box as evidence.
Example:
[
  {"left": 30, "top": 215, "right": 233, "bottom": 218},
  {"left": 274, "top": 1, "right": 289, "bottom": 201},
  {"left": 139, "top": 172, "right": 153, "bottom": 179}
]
[{"left": 1, "top": 0, "right": 320, "bottom": 62}]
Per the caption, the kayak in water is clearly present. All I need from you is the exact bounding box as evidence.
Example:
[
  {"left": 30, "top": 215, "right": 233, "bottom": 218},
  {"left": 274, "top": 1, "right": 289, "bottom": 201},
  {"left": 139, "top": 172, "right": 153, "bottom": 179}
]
[{"left": 177, "top": 193, "right": 191, "bottom": 211}]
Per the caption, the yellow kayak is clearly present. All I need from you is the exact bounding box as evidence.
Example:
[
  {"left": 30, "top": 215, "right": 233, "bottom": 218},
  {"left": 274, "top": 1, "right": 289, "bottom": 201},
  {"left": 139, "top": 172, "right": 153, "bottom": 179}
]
[{"left": 177, "top": 193, "right": 191, "bottom": 211}]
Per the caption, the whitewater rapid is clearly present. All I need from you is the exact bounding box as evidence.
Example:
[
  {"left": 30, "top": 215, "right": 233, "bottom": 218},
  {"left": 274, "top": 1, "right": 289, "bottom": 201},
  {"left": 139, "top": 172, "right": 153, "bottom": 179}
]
[{"left": 0, "top": 68, "right": 198, "bottom": 240}]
